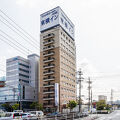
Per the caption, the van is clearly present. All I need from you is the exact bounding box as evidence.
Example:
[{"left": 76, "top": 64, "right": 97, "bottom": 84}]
[
  {"left": 0, "top": 112, "right": 21, "bottom": 119},
  {"left": 30, "top": 111, "right": 44, "bottom": 117}
]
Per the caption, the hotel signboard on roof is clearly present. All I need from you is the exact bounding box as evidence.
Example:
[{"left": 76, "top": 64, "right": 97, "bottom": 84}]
[{"left": 40, "top": 6, "right": 75, "bottom": 39}]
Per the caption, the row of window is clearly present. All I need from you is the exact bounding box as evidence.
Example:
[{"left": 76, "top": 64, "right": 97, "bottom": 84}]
[
  {"left": 19, "top": 63, "right": 29, "bottom": 68},
  {"left": 61, "top": 32, "right": 75, "bottom": 46},
  {"left": 19, "top": 73, "right": 29, "bottom": 78},
  {"left": 61, "top": 43, "right": 75, "bottom": 57},
  {"left": 61, "top": 68, "right": 75, "bottom": 78},
  {"left": 61, "top": 38, "right": 75, "bottom": 52},
  {"left": 61, "top": 74, "right": 76, "bottom": 83},
  {"left": 61, "top": 49, "right": 75, "bottom": 61},
  {"left": 19, "top": 68, "right": 29, "bottom": 73},
  {"left": 61, "top": 55, "right": 75, "bottom": 67},
  {"left": 61, "top": 87, "right": 75, "bottom": 93},
  {"left": 61, "top": 62, "right": 75, "bottom": 73},
  {"left": 61, "top": 81, "right": 75, "bottom": 88},
  {"left": 61, "top": 94, "right": 76, "bottom": 99}
]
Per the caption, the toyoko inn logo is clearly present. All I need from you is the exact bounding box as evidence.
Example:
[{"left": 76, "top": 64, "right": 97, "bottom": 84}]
[{"left": 41, "top": 9, "right": 58, "bottom": 26}]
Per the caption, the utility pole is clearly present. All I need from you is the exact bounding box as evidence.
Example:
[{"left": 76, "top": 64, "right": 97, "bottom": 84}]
[
  {"left": 78, "top": 69, "right": 84, "bottom": 113},
  {"left": 87, "top": 77, "right": 92, "bottom": 111},
  {"left": 111, "top": 89, "right": 113, "bottom": 109},
  {"left": 91, "top": 88, "right": 92, "bottom": 113}
]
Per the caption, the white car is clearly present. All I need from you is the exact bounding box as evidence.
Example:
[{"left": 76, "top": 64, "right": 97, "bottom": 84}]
[
  {"left": 30, "top": 111, "right": 44, "bottom": 117},
  {"left": 21, "top": 113, "right": 32, "bottom": 118},
  {"left": 0, "top": 112, "right": 21, "bottom": 119}
]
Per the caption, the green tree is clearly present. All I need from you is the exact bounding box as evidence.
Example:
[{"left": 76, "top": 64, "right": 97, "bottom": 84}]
[
  {"left": 67, "top": 100, "right": 77, "bottom": 112},
  {"left": 30, "top": 102, "right": 43, "bottom": 110},
  {"left": 12, "top": 103, "right": 19, "bottom": 110},
  {"left": 96, "top": 100, "right": 106, "bottom": 110},
  {"left": 2, "top": 103, "right": 12, "bottom": 112}
]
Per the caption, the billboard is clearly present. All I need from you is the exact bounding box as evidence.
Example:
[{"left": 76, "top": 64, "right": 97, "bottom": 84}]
[
  {"left": 55, "top": 83, "right": 59, "bottom": 106},
  {"left": 40, "top": 6, "right": 74, "bottom": 39}
]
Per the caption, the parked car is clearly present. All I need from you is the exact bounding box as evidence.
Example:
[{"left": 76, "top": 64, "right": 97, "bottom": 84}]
[
  {"left": 0, "top": 110, "right": 5, "bottom": 117},
  {"left": 13, "top": 110, "right": 23, "bottom": 113},
  {"left": 30, "top": 111, "right": 44, "bottom": 117},
  {"left": 0, "top": 112, "right": 21, "bottom": 119},
  {"left": 21, "top": 113, "right": 32, "bottom": 118}
]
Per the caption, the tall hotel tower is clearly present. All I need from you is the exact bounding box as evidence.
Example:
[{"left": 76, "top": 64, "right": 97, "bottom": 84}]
[{"left": 39, "top": 7, "right": 76, "bottom": 112}]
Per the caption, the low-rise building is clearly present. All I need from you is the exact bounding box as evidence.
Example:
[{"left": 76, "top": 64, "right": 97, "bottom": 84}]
[{"left": 0, "top": 54, "right": 39, "bottom": 110}]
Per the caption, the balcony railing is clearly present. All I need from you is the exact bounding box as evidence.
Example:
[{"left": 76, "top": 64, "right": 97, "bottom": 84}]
[
  {"left": 43, "top": 96, "right": 55, "bottom": 100},
  {"left": 43, "top": 64, "right": 55, "bottom": 69},
  {"left": 43, "top": 45, "right": 54, "bottom": 51},
  {"left": 43, "top": 51, "right": 55, "bottom": 57},
  {"left": 43, "top": 89, "right": 54, "bottom": 93},
  {"left": 43, "top": 33, "right": 54, "bottom": 40},
  {"left": 43, "top": 103, "right": 54, "bottom": 106},
  {"left": 43, "top": 39, "right": 54, "bottom": 45},
  {"left": 43, "top": 58, "right": 55, "bottom": 63},
  {"left": 43, "top": 83, "right": 54, "bottom": 87},
  {"left": 43, "top": 70, "right": 55, "bottom": 75},
  {"left": 43, "top": 77, "right": 55, "bottom": 81}
]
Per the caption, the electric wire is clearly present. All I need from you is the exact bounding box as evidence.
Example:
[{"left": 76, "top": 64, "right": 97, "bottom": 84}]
[
  {"left": 0, "top": 29, "right": 33, "bottom": 53},
  {"left": 0, "top": 38, "right": 28, "bottom": 56},
  {"left": 0, "top": 19, "right": 40, "bottom": 50},
  {"left": 0, "top": 9, "right": 39, "bottom": 43}
]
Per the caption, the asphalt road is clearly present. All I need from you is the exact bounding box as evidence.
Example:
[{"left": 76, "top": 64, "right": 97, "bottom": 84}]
[{"left": 96, "top": 110, "right": 120, "bottom": 120}]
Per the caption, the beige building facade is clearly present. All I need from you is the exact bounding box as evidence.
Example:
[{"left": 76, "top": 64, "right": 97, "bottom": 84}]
[{"left": 39, "top": 7, "right": 76, "bottom": 112}]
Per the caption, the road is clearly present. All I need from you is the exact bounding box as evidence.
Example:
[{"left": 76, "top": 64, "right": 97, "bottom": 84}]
[{"left": 96, "top": 110, "right": 120, "bottom": 120}]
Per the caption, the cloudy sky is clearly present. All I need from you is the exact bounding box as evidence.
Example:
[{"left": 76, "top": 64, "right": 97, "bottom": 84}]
[{"left": 0, "top": 0, "right": 120, "bottom": 101}]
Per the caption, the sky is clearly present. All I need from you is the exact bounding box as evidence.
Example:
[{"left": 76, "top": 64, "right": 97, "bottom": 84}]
[{"left": 0, "top": 0, "right": 120, "bottom": 101}]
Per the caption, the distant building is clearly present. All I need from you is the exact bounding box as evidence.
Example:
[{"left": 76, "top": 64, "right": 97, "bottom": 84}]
[
  {"left": 0, "top": 77, "right": 5, "bottom": 87},
  {"left": 0, "top": 54, "right": 39, "bottom": 109},
  {"left": 98, "top": 95, "right": 107, "bottom": 102}
]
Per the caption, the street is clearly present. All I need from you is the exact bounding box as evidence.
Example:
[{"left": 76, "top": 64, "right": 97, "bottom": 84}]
[{"left": 96, "top": 110, "right": 120, "bottom": 120}]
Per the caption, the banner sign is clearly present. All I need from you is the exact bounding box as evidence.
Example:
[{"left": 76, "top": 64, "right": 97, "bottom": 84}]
[
  {"left": 55, "top": 83, "right": 59, "bottom": 106},
  {"left": 40, "top": 6, "right": 74, "bottom": 39}
]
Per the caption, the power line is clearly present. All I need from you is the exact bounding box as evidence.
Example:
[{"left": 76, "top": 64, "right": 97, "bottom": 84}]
[
  {"left": 0, "top": 14, "right": 40, "bottom": 48},
  {"left": 0, "top": 18, "right": 40, "bottom": 50},
  {"left": 0, "top": 29, "right": 33, "bottom": 53},
  {"left": 0, "top": 38, "right": 28, "bottom": 56},
  {"left": 0, "top": 9, "right": 39, "bottom": 43},
  {"left": 0, "top": 34, "right": 29, "bottom": 55}
]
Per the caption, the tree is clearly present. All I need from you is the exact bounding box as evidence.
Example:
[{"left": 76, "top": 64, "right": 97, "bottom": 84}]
[
  {"left": 2, "top": 103, "right": 12, "bottom": 112},
  {"left": 30, "top": 102, "right": 43, "bottom": 110},
  {"left": 96, "top": 100, "right": 106, "bottom": 110},
  {"left": 12, "top": 103, "right": 19, "bottom": 110},
  {"left": 67, "top": 100, "right": 77, "bottom": 112}
]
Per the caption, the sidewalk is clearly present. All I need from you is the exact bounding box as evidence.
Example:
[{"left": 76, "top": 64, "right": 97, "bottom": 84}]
[{"left": 75, "top": 114, "right": 102, "bottom": 120}]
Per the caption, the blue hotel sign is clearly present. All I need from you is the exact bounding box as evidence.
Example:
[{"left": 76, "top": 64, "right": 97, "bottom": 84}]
[{"left": 40, "top": 6, "right": 75, "bottom": 39}]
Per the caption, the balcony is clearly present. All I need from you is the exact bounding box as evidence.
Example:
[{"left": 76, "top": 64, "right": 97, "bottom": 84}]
[
  {"left": 43, "top": 33, "right": 54, "bottom": 40},
  {"left": 43, "top": 45, "right": 54, "bottom": 51},
  {"left": 43, "top": 39, "right": 54, "bottom": 45},
  {"left": 43, "top": 103, "right": 54, "bottom": 106},
  {"left": 43, "top": 77, "right": 55, "bottom": 81},
  {"left": 43, "top": 89, "right": 54, "bottom": 94},
  {"left": 43, "top": 58, "right": 55, "bottom": 63},
  {"left": 43, "top": 96, "right": 55, "bottom": 100},
  {"left": 43, "top": 51, "right": 55, "bottom": 57},
  {"left": 43, "top": 64, "right": 55, "bottom": 69},
  {"left": 43, "top": 83, "right": 54, "bottom": 87},
  {"left": 43, "top": 70, "right": 55, "bottom": 75}
]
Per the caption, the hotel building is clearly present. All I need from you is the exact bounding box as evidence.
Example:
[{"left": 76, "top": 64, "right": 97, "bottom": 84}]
[{"left": 39, "top": 7, "right": 76, "bottom": 112}]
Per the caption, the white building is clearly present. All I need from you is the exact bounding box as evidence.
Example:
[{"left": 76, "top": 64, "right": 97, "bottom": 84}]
[
  {"left": 98, "top": 95, "right": 107, "bottom": 102},
  {"left": 0, "top": 54, "right": 39, "bottom": 109}
]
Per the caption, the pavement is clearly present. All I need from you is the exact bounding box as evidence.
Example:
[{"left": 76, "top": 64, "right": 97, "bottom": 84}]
[
  {"left": 76, "top": 110, "right": 120, "bottom": 120},
  {"left": 96, "top": 110, "right": 120, "bottom": 120}
]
